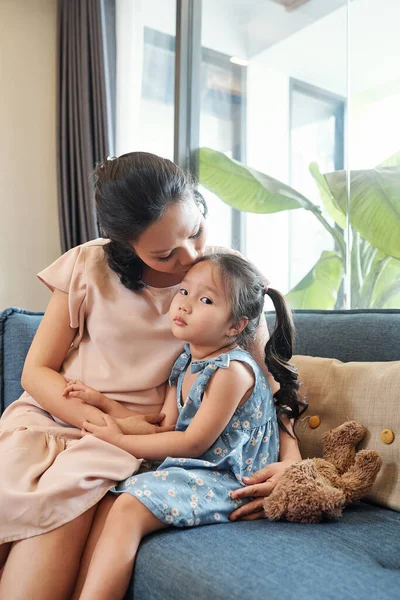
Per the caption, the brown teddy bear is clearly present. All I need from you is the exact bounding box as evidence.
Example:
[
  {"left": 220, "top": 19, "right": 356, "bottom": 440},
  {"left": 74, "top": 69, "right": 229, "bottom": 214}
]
[{"left": 263, "top": 421, "right": 382, "bottom": 523}]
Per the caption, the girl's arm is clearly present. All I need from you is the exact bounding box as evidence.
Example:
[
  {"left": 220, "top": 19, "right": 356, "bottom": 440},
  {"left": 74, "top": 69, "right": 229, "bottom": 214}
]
[
  {"left": 21, "top": 289, "right": 109, "bottom": 429},
  {"left": 84, "top": 362, "right": 253, "bottom": 460}
]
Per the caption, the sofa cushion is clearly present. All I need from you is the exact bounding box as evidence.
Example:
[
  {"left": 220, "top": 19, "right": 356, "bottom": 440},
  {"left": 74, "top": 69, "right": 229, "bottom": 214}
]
[
  {"left": 0, "top": 308, "right": 43, "bottom": 412},
  {"left": 292, "top": 355, "right": 400, "bottom": 512},
  {"left": 128, "top": 503, "right": 400, "bottom": 600}
]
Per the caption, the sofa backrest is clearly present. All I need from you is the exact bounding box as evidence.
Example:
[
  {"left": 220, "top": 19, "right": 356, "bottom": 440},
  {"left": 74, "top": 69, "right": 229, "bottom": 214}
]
[{"left": 1, "top": 307, "right": 400, "bottom": 413}]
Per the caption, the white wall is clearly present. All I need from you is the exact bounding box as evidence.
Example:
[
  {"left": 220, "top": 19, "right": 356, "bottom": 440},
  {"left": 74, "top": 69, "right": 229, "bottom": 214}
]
[{"left": 0, "top": 0, "right": 59, "bottom": 311}]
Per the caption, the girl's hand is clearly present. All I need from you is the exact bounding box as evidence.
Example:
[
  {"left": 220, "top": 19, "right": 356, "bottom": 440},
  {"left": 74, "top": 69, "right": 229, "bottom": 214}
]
[
  {"left": 116, "top": 414, "right": 176, "bottom": 436},
  {"left": 83, "top": 414, "right": 124, "bottom": 446},
  {"left": 229, "top": 459, "right": 298, "bottom": 521},
  {"left": 63, "top": 379, "right": 118, "bottom": 415}
]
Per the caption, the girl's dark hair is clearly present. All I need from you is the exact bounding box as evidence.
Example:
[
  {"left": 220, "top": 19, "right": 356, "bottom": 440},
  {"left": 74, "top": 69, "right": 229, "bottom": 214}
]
[
  {"left": 93, "top": 152, "right": 207, "bottom": 290},
  {"left": 197, "top": 253, "right": 307, "bottom": 435}
]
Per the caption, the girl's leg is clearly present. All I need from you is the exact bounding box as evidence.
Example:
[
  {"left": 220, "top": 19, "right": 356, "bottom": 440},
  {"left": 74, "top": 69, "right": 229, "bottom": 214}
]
[
  {"left": 0, "top": 505, "right": 97, "bottom": 600},
  {"left": 78, "top": 493, "right": 168, "bottom": 600}
]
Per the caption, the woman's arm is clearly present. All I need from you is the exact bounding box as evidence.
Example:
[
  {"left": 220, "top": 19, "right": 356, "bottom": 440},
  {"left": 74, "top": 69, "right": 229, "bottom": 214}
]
[
  {"left": 84, "top": 362, "right": 253, "bottom": 460},
  {"left": 22, "top": 290, "right": 108, "bottom": 429}
]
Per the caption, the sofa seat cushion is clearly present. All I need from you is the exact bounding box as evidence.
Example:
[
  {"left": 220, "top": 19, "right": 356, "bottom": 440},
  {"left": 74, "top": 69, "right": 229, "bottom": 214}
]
[
  {"left": 0, "top": 308, "right": 44, "bottom": 412},
  {"left": 128, "top": 503, "right": 400, "bottom": 600}
]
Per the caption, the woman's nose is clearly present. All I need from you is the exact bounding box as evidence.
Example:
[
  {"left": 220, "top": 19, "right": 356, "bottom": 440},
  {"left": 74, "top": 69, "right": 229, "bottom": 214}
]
[{"left": 180, "top": 244, "right": 198, "bottom": 267}]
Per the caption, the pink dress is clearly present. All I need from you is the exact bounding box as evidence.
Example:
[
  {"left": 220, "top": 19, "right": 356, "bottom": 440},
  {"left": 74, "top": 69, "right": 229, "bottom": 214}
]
[{"left": 0, "top": 239, "right": 184, "bottom": 543}]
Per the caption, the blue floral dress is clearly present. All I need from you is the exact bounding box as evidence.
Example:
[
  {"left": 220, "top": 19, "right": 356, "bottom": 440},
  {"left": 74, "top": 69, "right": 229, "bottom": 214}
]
[{"left": 111, "top": 345, "right": 279, "bottom": 527}]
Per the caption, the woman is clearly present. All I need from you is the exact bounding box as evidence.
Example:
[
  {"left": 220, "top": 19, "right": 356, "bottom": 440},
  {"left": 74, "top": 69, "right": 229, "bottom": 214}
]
[{"left": 0, "top": 152, "right": 301, "bottom": 599}]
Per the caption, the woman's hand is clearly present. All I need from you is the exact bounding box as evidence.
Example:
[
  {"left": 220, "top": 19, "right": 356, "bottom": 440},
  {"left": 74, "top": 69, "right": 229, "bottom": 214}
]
[
  {"left": 229, "top": 459, "right": 298, "bottom": 521},
  {"left": 116, "top": 414, "right": 176, "bottom": 435},
  {"left": 83, "top": 414, "right": 124, "bottom": 446}
]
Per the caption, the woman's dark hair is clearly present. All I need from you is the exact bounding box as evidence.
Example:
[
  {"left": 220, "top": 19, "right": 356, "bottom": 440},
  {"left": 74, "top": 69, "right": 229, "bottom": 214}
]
[
  {"left": 197, "top": 253, "right": 307, "bottom": 435},
  {"left": 93, "top": 152, "right": 207, "bottom": 290}
]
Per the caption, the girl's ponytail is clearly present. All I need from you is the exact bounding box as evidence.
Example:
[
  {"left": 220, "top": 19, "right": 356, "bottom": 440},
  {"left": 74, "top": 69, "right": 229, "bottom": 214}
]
[{"left": 264, "top": 288, "right": 307, "bottom": 435}]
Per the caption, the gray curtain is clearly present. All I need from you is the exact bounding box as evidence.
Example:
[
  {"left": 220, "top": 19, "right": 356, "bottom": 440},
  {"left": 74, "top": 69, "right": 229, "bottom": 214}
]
[{"left": 57, "top": 0, "right": 113, "bottom": 252}]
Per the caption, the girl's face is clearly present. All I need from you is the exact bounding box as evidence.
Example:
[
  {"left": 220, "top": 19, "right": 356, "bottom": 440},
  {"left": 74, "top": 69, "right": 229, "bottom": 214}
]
[
  {"left": 169, "top": 260, "right": 237, "bottom": 348},
  {"left": 132, "top": 198, "right": 207, "bottom": 276}
]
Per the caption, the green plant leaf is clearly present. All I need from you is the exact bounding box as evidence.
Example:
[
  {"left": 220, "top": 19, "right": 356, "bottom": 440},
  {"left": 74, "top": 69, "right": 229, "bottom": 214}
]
[
  {"left": 285, "top": 251, "right": 344, "bottom": 309},
  {"left": 378, "top": 152, "right": 400, "bottom": 167},
  {"left": 199, "top": 147, "right": 308, "bottom": 213},
  {"left": 309, "top": 162, "right": 346, "bottom": 229},
  {"left": 325, "top": 167, "right": 400, "bottom": 259},
  {"left": 371, "top": 257, "right": 400, "bottom": 308}
]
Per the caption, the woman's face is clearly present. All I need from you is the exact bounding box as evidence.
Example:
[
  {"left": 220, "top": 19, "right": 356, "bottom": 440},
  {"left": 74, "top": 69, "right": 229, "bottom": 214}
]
[{"left": 132, "top": 198, "right": 207, "bottom": 276}]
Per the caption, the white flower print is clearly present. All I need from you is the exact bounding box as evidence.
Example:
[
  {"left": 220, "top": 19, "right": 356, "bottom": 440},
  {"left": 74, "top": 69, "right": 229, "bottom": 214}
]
[
  {"left": 182, "top": 353, "right": 188, "bottom": 359},
  {"left": 243, "top": 421, "right": 250, "bottom": 428},
  {"left": 153, "top": 472, "right": 161, "bottom": 478},
  {"left": 187, "top": 519, "right": 194, "bottom": 526},
  {"left": 190, "top": 501, "right": 197, "bottom": 508},
  {"left": 261, "top": 457, "right": 267, "bottom": 464},
  {"left": 166, "top": 515, "right": 174, "bottom": 523},
  {"left": 232, "top": 421, "right": 240, "bottom": 429},
  {"left": 214, "top": 513, "right": 220, "bottom": 520},
  {"left": 192, "top": 485, "right": 197, "bottom": 490},
  {"left": 251, "top": 439, "right": 258, "bottom": 447},
  {"left": 135, "top": 490, "right": 143, "bottom": 497},
  {"left": 144, "top": 490, "right": 151, "bottom": 496},
  {"left": 171, "top": 508, "right": 180, "bottom": 517},
  {"left": 125, "top": 477, "right": 137, "bottom": 486},
  {"left": 191, "top": 495, "right": 198, "bottom": 502},
  {"left": 257, "top": 431, "right": 262, "bottom": 437},
  {"left": 161, "top": 471, "right": 169, "bottom": 477},
  {"left": 246, "top": 458, "right": 253, "bottom": 465},
  {"left": 168, "top": 489, "right": 176, "bottom": 497},
  {"left": 214, "top": 448, "right": 222, "bottom": 455},
  {"left": 195, "top": 518, "right": 200, "bottom": 525},
  {"left": 263, "top": 436, "right": 269, "bottom": 443},
  {"left": 257, "top": 411, "right": 263, "bottom": 419},
  {"left": 255, "top": 406, "right": 260, "bottom": 411},
  {"left": 247, "top": 465, "right": 252, "bottom": 472},
  {"left": 163, "top": 504, "right": 168, "bottom": 509},
  {"left": 178, "top": 458, "right": 186, "bottom": 463},
  {"left": 194, "top": 509, "right": 199, "bottom": 515},
  {"left": 196, "top": 478, "right": 204, "bottom": 486}
]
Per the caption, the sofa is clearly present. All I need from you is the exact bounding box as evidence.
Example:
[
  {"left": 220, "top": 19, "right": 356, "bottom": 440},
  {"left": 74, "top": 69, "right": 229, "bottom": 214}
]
[{"left": 1, "top": 307, "right": 399, "bottom": 600}]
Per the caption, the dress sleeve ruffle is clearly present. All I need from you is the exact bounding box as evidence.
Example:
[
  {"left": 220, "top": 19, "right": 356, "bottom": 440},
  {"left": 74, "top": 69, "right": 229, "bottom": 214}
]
[{"left": 37, "top": 245, "right": 86, "bottom": 347}]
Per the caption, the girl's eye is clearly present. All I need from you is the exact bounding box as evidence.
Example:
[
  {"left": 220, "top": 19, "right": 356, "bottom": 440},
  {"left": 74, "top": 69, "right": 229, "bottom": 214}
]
[
  {"left": 200, "top": 297, "right": 212, "bottom": 305},
  {"left": 189, "top": 225, "right": 203, "bottom": 240},
  {"left": 179, "top": 288, "right": 188, "bottom": 296}
]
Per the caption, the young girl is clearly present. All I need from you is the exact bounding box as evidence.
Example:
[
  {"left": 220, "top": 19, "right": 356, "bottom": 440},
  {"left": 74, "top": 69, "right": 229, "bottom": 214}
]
[{"left": 68, "top": 253, "right": 306, "bottom": 600}]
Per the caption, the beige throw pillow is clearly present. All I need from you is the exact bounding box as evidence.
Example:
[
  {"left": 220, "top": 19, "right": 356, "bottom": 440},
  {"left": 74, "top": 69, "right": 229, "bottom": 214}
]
[{"left": 291, "top": 355, "right": 399, "bottom": 512}]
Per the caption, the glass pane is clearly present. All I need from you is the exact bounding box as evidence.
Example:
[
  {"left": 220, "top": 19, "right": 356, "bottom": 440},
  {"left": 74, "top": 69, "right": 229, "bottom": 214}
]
[
  {"left": 198, "top": 0, "right": 348, "bottom": 308},
  {"left": 115, "top": 0, "right": 176, "bottom": 159},
  {"left": 349, "top": 0, "right": 400, "bottom": 308},
  {"left": 199, "top": 4, "right": 248, "bottom": 249}
]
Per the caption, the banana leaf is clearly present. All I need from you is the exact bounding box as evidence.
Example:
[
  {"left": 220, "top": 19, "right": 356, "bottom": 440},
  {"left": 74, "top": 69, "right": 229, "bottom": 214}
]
[{"left": 285, "top": 251, "right": 344, "bottom": 309}]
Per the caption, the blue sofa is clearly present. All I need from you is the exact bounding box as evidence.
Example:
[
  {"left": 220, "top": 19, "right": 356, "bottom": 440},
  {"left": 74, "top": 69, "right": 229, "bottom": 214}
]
[{"left": 1, "top": 307, "right": 399, "bottom": 600}]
